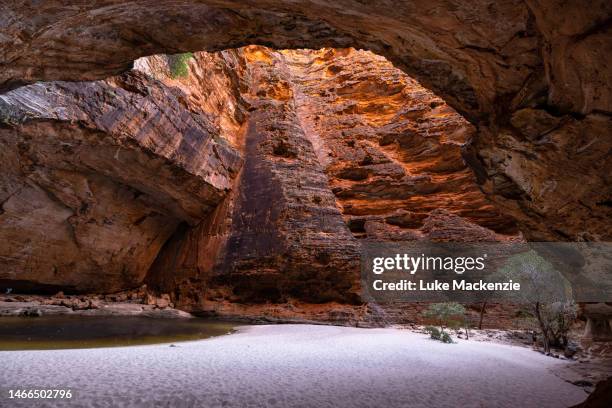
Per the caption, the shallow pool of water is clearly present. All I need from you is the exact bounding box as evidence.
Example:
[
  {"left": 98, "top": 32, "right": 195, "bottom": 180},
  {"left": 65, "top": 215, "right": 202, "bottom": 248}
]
[{"left": 0, "top": 316, "right": 238, "bottom": 350}]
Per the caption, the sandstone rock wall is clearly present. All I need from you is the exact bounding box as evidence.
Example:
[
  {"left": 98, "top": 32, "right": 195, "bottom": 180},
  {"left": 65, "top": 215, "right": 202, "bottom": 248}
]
[
  {"left": 144, "top": 47, "right": 517, "bottom": 311},
  {"left": 0, "top": 70, "right": 241, "bottom": 293},
  {"left": 147, "top": 47, "right": 362, "bottom": 307},
  {"left": 2, "top": 0, "right": 609, "bottom": 243},
  {"left": 282, "top": 48, "right": 518, "bottom": 241},
  {"left": 0, "top": 40, "right": 607, "bottom": 322}
]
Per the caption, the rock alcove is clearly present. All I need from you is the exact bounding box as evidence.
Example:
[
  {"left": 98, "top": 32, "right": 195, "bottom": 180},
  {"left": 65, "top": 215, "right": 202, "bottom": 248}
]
[
  {"left": 0, "top": 1, "right": 610, "bottom": 325},
  {"left": 0, "top": 47, "right": 516, "bottom": 306}
]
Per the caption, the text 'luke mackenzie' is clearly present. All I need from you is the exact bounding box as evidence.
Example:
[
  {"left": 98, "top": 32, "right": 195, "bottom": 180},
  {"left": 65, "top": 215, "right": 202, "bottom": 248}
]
[{"left": 372, "top": 279, "right": 521, "bottom": 292}]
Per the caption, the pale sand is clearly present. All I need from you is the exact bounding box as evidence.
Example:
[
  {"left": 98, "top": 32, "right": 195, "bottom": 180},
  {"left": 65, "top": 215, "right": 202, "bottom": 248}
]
[{"left": 1, "top": 324, "right": 587, "bottom": 407}]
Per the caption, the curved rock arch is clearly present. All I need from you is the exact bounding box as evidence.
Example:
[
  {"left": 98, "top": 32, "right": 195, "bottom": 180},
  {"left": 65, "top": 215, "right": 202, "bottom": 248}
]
[{"left": 1, "top": 0, "right": 611, "bottom": 241}]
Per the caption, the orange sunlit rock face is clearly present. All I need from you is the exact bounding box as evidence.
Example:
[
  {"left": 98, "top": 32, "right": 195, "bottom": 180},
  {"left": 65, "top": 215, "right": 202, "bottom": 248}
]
[
  {"left": 2, "top": 0, "right": 610, "bottom": 245},
  {"left": 143, "top": 47, "right": 519, "bottom": 313},
  {"left": 281, "top": 48, "right": 518, "bottom": 241},
  {"left": 0, "top": 46, "right": 519, "bottom": 317}
]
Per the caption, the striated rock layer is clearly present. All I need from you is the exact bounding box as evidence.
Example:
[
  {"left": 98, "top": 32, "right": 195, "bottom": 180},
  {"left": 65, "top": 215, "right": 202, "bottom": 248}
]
[
  {"left": 0, "top": 70, "right": 241, "bottom": 293},
  {"left": 1, "top": 0, "right": 610, "bottom": 243},
  {"left": 147, "top": 47, "right": 363, "bottom": 307},
  {"left": 140, "top": 47, "right": 518, "bottom": 313},
  {"left": 1, "top": 45, "right": 518, "bottom": 318},
  {"left": 282, "top": 48, "right": 518, "bottom": 241}
]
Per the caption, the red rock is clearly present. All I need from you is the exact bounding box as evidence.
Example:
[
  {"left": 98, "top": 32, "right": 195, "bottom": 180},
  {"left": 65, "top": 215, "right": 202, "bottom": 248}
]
[
  {"left": 0, "top": 69, "right": 241, "bottom": 293},
  {"left": 145, "top": 47, "right": 518, "bottom": 311},
  {"left": 0, "top": 0, "right": 610, "bottom": 324},
  {"left": 1, "top": 0, "right": 609, "bottom": 243}
]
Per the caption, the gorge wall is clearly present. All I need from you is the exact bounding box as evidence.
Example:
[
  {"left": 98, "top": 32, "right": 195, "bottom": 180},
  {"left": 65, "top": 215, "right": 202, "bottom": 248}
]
[
  {"left": 0, "top": 0, "right": 610, "bottom": 326},
  {"left": 0, "top": 67, "right": 241, "bottom": 293},
  {"left": 1, "top": 46, "right": 519, "bottom": 319},
  {"left": 1, "top": 0, "right": 610, "bottom": 245}
]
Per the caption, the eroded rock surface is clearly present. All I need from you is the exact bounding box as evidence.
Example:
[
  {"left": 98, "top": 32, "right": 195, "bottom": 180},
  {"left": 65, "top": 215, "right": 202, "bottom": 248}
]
[
  {"left": 0, "top": 70, "right": 241, "bottom": 292},
  {"left": 0, "top": 38, "right": 609, "bottom": 327},
  {"left": 142, "top": 47, "right": 517, "bottom": 312},
  {"left": 147, "top": 47, "right": 362, "bottom": 306},
  {"left": 2, "top": 1, "right": 610, "bottom": 243},
  {"left": 282, "top": 48, "right": 518, "bottom": 241}
]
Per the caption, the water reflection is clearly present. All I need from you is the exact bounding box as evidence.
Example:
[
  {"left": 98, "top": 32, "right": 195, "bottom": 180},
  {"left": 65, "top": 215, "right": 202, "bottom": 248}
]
[{"left": 0, "top": 316, "right": 238, "bottom": 350}]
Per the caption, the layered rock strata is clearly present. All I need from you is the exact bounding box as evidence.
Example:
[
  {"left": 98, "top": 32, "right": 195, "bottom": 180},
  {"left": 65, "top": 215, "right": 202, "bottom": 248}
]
[
  {"left": 7, "top": 43, "right": 612, "bottom": 334},
  {"left": 0, "top": 70, "right": 241, "bottom": 293},
  {"left": 143, "top": 47, "right": 517, "bottom": 312},
  {"left": 1, "top": 0, "right": 610, "bottom": 243},
  {"left": 147, "top": 47, "right": 362, "bottom": 306},
  {"left": 282, "top": 48, "right": 518, "bottom": 241},
  {"left": 1, "top": 45, "right": 516, "bottom": 313}
]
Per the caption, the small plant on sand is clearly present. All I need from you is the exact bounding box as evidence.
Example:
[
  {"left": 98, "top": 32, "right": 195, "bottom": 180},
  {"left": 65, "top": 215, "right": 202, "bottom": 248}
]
[
  {"left": 422, "top": 302, "right": 466, "bottom": 343},
  {"left": 168, "top": 52, "right": 194, "bottom": 78},
  {"left": 424, "top": 325, "right": 441, "bottom": 340},
  {"left": 424, "top": 326, "right": 454, "bottom": 344},
  {"left": 440, "top": 331, "right": 453, "bottom": 344}
]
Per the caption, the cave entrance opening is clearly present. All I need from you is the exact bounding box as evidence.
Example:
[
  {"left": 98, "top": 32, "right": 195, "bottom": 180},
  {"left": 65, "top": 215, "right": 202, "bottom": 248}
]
[
  {"left": 0, "top": 45, "right": 521, "bottom": 313},
  {"left": 138, "top": 46, "right": 520, "bottom": 315}
]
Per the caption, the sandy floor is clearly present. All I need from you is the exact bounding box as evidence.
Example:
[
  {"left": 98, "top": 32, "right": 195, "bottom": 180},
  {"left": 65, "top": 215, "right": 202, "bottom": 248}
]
[{"left": 1, "top": 324, "right": 588, "bottom": 408}]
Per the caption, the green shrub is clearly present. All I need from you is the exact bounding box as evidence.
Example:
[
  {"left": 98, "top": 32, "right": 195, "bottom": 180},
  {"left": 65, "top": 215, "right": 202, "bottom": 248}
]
[
  {"left": 422, "top": 303, "right": 467, "bottom": 344},
  {"left": 424, "top": 325, "right": 441, "bottom": 340},
  {"left": 422, "top": 302, "right": 466, "bottom": 328},
  {"left": 168, "top": 52, "right": 194, "bottom": 78},
  {"left": 497, "top": 251, "right": 577, "bottom": 353}
]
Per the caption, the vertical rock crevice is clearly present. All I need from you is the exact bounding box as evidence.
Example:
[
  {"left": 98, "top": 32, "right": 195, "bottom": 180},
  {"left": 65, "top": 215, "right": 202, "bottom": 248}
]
[
  {"left": 146, "top": 46, "right": 520, "bottom": 313},
  {"left": 147, "top": 47, "right": 362, "bottom": 309}
]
